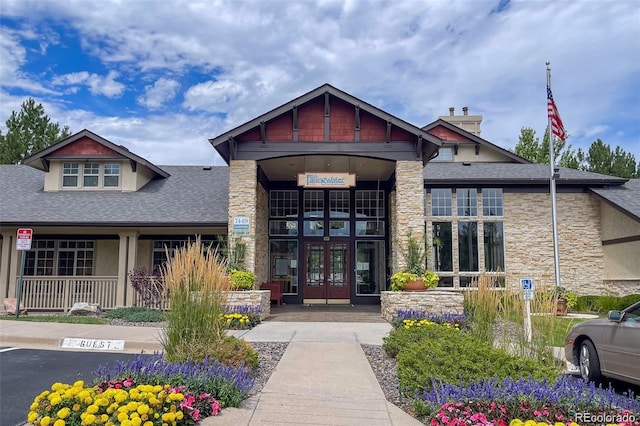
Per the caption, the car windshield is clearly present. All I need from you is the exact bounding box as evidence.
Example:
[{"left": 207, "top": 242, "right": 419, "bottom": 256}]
[{"left": 624, "top": 304, "right": 640, "bottom": 323}]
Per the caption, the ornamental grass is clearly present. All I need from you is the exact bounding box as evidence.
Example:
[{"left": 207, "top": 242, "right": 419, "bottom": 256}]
[{"left": 159, "top": 237, "right": 230, "bottom": 362}]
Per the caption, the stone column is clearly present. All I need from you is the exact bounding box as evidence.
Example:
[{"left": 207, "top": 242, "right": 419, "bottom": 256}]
[
  {"left": 393, "top": 161, "right": 426, "bottom": 273},
  {"left": 228, "top": 160, "right": 258, "bottom": 275}
]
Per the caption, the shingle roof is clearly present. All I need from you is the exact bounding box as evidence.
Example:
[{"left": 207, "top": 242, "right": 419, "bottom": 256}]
[
  {"left": 0, "top": 165, "right": 229, "bottom": 226},
  {"left": 589, "top": 179, "right": 640, "bottom": 222},
  {"left": 424, "top": 162, "right": 628, "bottom": 186}
]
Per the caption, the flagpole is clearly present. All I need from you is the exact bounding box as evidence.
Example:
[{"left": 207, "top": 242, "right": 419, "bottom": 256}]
[{"left": 546, "top": 61, "right": 561, "bottom": 288}]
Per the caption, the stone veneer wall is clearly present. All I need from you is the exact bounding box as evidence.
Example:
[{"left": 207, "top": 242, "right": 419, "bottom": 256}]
[
  {"left": 228, "top": 160, "right": 258, "bottom": 275},
  {"left": 504, "top": 192, "right": 604, "bottom": 295},
  {"left": 380, "top": 291, "right": 464, "bottom": 322},
  {"left": 225, "top": 290, "right": 270, "bottom": 320},
  {"left": 254, "top": 184, "right": 269, "bottom": 286},
  {"left": 393, "top": 161, "right": 426, "bottom": 273}
]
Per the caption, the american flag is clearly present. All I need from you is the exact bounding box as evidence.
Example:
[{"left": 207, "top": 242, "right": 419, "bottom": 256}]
[{"left": 547, "top": 86, "right": 567, "bottom": 141}]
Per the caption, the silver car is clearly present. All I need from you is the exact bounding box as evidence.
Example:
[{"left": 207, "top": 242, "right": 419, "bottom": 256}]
[{"left": 564, "top": 301, "right": 640, "bottom": 385}]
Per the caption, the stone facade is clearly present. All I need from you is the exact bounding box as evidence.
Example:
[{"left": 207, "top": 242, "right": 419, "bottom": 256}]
[
  {"left": 228, "top": 160, "right": 258, "bottom": 275},
  {"left": 225, "top": 290, "right": 271, "bottom": 320},
  {"left": 380, "top": 291, "right": 465, "bottom": 322},
  {"left": 254, "top": 184, "right": 269, "bottom": 285},
  {"left": 392, "top": 161, "right": 425, "bottom": 273},
  {"left": 504, "top": 192, "right": 604, "bottom": 295}
]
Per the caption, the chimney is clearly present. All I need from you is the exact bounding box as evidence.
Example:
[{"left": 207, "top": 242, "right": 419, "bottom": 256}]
[
  {"left": 449, "top": 107, "right": 455, "bottom": 116},
  {"left": 438, "top": 107, "right": 483, "bottom": 137},
  {"left": 462, "top": 107, "right": 468, "bottom": 116}
]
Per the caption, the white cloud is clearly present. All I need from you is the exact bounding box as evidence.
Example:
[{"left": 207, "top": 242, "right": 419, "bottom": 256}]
[
  {"left": 0, "top": 0, "right": 638, "bottom": 162},
  {"left": 137, "top": 78, "right": 180, "bottom": 109},
  {"left": 52, "top": 70, "right": 125, "bottom": 98}
]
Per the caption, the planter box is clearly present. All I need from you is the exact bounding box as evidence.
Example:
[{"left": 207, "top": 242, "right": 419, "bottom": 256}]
[
  {"left": 225, "top": 290, "right": 271, "bottom": 320},
  {"left": 380, "top": 290, "right": 464, "bottom": 322}
]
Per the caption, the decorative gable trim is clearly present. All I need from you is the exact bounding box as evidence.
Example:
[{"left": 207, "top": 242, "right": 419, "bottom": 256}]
[
  {"left": 23, "top": 129, "right": 170, "bottom": 178},
  {"left": 423, "top": 119, "right": 531, "bottom": 164}
]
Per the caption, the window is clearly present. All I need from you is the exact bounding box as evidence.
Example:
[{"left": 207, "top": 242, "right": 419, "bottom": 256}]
[
  {"left": 24, "top": 240, "right": 93, "bottom": 276},
  {"left": 304, "top": 190, "right": 324, "bottom": 218},
  {"left": 458, "top": 221, "right": 478, "bottom": 271},
  {"left": 482, "top": 188, "right": 503, "bottom": 216},
  {"left": 63, "top": 163, "right": 79, "bottom": 187},
  {"left": 432, "top": 222, "right": 453, "bottom": 272},
  {"left": 356, "top": 240, "right": 386, "bottom": 295},
  {"left": 431, "top": 189, "right": 452, "bottom": 216},
  {"left": 432, "top": 147, "right": 453, "bottom": 161},
  {"left": 457, "top": 188, "right": 477, "bottom": 216},
  {"left": 269, "top": 190, "right": 298, "bottom": 218},
  {"left": 104, "top": 163, "right": 120, "bottom": 187},
  {"left": 83, "top": 163, "right": 100, "bottom": 187},
  {"left": 484, "top": 222, "right": 505, "bottom": 271},
  {"left": 355, "top": 190, "right": 384, "bottom": 218},
  {"left": 269, "top": 240, "right": 298, "bottom": 294},
  {"left": 269, "top": 220, "right": 298, "bottom": 236},
  {"left": 329, "top": 191, "right": 349, "bottom": 218},
  {"left": 152, "top": 239, "right": 217, "bottom": 268}
]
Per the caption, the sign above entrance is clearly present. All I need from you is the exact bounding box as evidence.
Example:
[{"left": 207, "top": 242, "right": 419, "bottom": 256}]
[{"left": 298, "top": 173, "right": 356, "bottom": 188}]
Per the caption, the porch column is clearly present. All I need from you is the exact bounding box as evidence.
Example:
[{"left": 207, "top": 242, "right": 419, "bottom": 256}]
[
  {"left": 392, "top": 161, "right": 426, "bottom": 273},
  {"left": 0, "top": 231, "right": 15, "bottom": 299},
  {"left": 228, "top": 160, "right": 258, "bottom": 276},
  {"left": 117, "top": 232, "right": 139, "bottom": 307}
]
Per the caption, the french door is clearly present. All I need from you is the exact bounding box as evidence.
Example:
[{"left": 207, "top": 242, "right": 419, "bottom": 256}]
[{"left": 303, "top": 241, "right": 349, "bottom": 300}]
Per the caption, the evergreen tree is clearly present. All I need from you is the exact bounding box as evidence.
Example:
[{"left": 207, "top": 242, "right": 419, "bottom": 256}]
[
  {"left": 583, "top": 139, "right": 637, "bottom": 178},
  {"left": 513, "top": 126, "right": 578, "bottom": 167},
  {"left": 0, "top": 98, "right": 71, "bottom": 164}
]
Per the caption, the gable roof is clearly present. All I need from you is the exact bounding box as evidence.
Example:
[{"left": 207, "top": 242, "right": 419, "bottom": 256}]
[
  {"left": 589, "top": 178, "right": 640, "bottom": 222},
  {"left": 23, "top": 129, "right": 170, "bottom": 178},
  {"left": 424, "top": 162, "right": 628, "bottom": 186},
  {"left": 422, "top": 119, "right": 531, "bottom": 164},
  {"left": 209, "top": 83, "right": 442, "bottom": 164},
  {"left": 0, "top": 165, "right": 228, "bottom": 226}
]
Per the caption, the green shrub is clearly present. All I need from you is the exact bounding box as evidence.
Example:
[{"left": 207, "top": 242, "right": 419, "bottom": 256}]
[
  {"left": 596, "top": 295, "right": 620, "bottom": 313},
  {"left": 211, "top": 336, "right": 259, "bottom": 369},
  {"left": 385, "top": 325, "right": 558, "bottom": 395},
  {"left": 229, "top": 269, "right": 256, "bottom": 290},
  {"left": 618, "top": 294, "right": 640, "bottom": 310},
  {"left": 104, "top": 307, "right": 164, "bottom": 322},
  {"left": 574, "top": 295, "right": 599, "bottom": 312}
]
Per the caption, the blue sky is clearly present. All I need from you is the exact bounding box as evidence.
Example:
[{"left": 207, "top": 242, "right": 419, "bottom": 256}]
[{"left": 1, "top": 0, "right": 638, "bottom": 166}]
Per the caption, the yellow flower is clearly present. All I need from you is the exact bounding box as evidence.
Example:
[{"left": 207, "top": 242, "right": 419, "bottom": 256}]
[
  {"left": 162, "top": 412, "right": 175, "bottom": 422},
  {"left": 54, "top": 420, "right": 66, "bottom": 426},
  {"left": 523, "top": 421, "right": 537, "bottom": 426},
  {"left": 72, "top": 404, "right": 81, "bottom": 412},
  {"left": 73, "top": 380, "right": 85, "bottom": 388},
  {"left": 554, "top": 423, "right": 565, "bottom": 426},
  {"left": 86, "top": 405, "right": 99, "bottom": 414},
  {"left": 49, "top": 395, "right": 62, "bottom": 406},
  {"left": 509, "top": 420, "right": 523, "bottom": 426},
  {"left": 27, "top": 411, "right": 38, "bottom": 423},
  {"left": 175, "top": 411, "right": 184, "bottom": 420},
  {"left": 137, "top": 404, "right": 150, "bottom": 415},
  {"left": 51, "top": 382, "right": 64, "bottom": 391},
  {"left": 143, "top": 422, "right": 154, "bottom": 426},
  {"left": 117, "top": 412, "right": 129, "bottom": 422},
  {"left": 83, "top": 414, "right": 96, "bottom": 425},
  {"left": 57, "top": 407, "right": 71, "bottom": 419},
  {"left": 41, "top": 416, "right": 52, "bottom": 426}
]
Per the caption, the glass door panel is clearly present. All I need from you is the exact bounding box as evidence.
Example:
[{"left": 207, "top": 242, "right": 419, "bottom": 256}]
[{"left": 355, "top": 240, "right": 385, "bottom": 295}]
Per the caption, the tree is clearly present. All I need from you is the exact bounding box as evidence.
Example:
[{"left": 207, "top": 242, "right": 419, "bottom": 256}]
[
  {"left": 0, "top": 98, "right": 71, "bottom": 164},
  {"left": 513, "top": 126, "right": 579, "bottom": 167},
  {"left": 582, "top": 139, "right": 637, "bottom": 179}
]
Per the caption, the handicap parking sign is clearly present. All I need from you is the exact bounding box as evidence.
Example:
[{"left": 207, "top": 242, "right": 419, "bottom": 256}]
[{"left": 520, "top": 278, "right": 534, "bottom": 300}]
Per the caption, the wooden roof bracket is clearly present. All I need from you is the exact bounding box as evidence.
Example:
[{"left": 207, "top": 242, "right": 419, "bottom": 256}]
[
  {"left": 129, "top": 159, "right": 137, "bottom": 172},
  {"left": 416, "top": 135, "right": 423, "bottom": 159},
  {"left": 228, "top": 136, "right": 237, "bottom": 160},
  {"left": 454, "top": 144, "right": 459, "bottom": 155},
  {"left": 41, "top": 158, "right": 50, "bottom": 172},
  {"left": 292, "top": 105, "right": 298, "bottom": 142},
  {"left": 475, "top": 143, "right": 480, "bottom": 155},
  {"left": 354, "top": 105, "right": 360, "bottom": 142},
  {"left": 260, "top": 121, "right": 267, "bottom": 144},
  {"left": 324, "top": 92, "right": 330, "bottom": 140},
  {"left": 386, "top": 120, "right": 392, "bottom": 143}
]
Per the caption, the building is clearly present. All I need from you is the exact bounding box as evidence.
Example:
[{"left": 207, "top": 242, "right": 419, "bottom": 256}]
[{"left": 1, "top": 84, "right": 638, "bottom": 310}]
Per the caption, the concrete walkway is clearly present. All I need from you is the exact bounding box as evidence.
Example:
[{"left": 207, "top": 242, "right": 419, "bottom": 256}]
[{"left": 0, "top": 320, "right": 422, "bottom": 425}]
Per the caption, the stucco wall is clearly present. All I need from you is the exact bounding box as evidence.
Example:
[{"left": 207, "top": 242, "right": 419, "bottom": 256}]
[
  {"left": 95, "top": 240, "right": 119, "bottom": 275},
  {"left": 454, "top": 144, "right": 513, "bottom": 163},
  {"left": 599, "top": 202, "right": 640, "bottom": 241}
]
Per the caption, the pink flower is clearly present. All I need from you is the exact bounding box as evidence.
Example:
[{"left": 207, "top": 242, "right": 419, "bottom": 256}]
[
  {"left": 533, "top": 410, "right": 542, "bottom": 417},
  {"left": 192, "top": 408, "right": 200, "bottom": 421}
]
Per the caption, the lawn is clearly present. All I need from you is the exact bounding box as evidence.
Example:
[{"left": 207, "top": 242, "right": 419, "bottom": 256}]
[{"left": 0, "top": 315, "right": 109, "bottom": 324}]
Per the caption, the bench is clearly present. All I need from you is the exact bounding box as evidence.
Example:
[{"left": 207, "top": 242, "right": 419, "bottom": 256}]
[{"left": 260, "top": 282, "right": 283, "bottom": 306}]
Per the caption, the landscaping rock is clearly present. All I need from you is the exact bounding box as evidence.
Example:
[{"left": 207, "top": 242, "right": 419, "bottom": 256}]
[
  {"left": 3, "top": 297, "right": 27, "bottom": 315},
  {"left": 67, "top": 302, "right": 102, "bottom": 316}
]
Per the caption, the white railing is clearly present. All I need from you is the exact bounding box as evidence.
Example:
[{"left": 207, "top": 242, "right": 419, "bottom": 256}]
[{"left": 16, "top": 276, "right": 118, "bottom": 311}]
